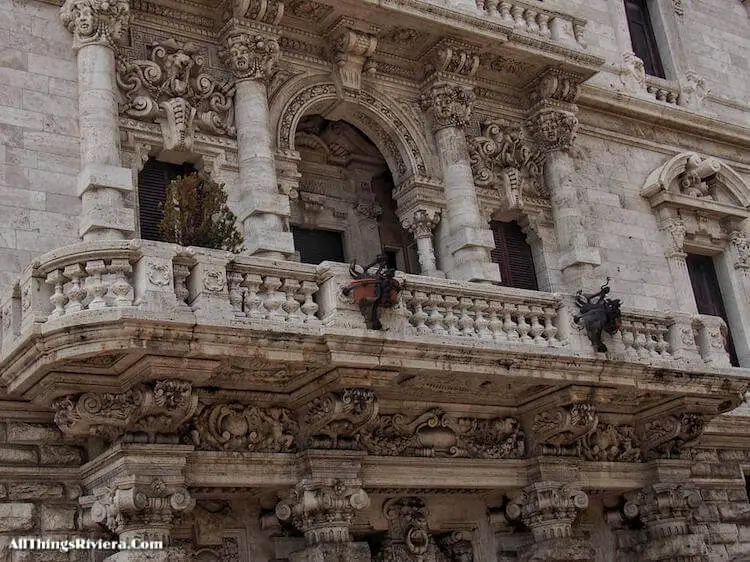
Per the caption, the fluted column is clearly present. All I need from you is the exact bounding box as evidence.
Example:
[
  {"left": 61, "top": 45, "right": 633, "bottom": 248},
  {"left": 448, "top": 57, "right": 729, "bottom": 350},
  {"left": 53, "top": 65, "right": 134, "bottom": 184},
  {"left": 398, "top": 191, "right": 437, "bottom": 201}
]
[
  {"left": 401, "top": 209, "right": 443, "bottom": 277},
  {"left": 420, "top": 83, "right": 500, "bottom": 283},
  {"left": 222, "top": 27, "right": 294, "bottom": 259},
  {"left": 60, "top": 0, "right": 135, "bottom": 240}
]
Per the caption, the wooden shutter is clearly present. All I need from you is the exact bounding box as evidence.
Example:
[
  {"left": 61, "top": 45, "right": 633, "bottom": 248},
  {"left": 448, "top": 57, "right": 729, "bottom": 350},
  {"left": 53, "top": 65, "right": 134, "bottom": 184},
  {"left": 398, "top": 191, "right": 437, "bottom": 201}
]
[
  {"left": 291, "top": 227, "right": 345, "bottom": 265},
  {"left": 137, "top": 159, "right": 194, "bottom": 241},
  {"left": 686, "top": 253, "right": 739, "bottom": 366},
  {"left": 624, "top": 0, "right": 666, "bottom": 78},
  {"left": 490, "top": 220, "right": 539, "bottom": 291}
]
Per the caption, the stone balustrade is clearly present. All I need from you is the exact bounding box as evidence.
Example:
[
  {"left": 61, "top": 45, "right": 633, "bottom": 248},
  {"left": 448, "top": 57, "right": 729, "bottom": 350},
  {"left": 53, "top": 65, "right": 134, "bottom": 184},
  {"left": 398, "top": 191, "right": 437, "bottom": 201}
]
[
  {"left": 475, "top": 0, "right": 586, "bottom": 49},
  {"left": 0, "top": 241, "right": 735, "bottom": 372},
  {"left": 645, "top": 77, "right": 680, "bottom": 105}
]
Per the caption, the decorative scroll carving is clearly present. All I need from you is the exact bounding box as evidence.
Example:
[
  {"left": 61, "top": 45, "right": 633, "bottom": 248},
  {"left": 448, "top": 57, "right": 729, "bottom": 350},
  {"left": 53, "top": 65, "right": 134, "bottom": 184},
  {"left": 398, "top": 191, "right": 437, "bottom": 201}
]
[
  {"left": 234, "top": 0, "right": 284, "bottom": 24},
  {"left": 377, "top": 497, "right": 447, "bottom": 562},
  {"left": 437, "top": 532, "right": 474, "bottom": 562},
  {"left": 91, "top": 478, "right": 195, "bottom": 539},
  {"left": 637, "top": 412, "right": 705, "bottom": 459},
  {"left": 361, "top": 408, "right": 525, "bottom": 459},
  {"left": 221, "top": 32, "right": 280, "bottom": 82},
  {"left": 53, "top": 379, "right": 197, "bottom": 442},
  {"left": 187, "top": 403, "right": 297, "bottom": 452},
  {"left": 60, "top": 0, "right": 130, "bottom": 50},
  {"left": 528, "top": 70, "right": 580, "bottom": 106},
  {"left": 424, "top": 43, "right": 480, "bottom": 78},
  {"left": 506, "top": 483, "right": 589, "bottom": 541},
  {"left": 116, "top": 39, "right": 236, "bottom": 151},
  {"left": 678, "top": 153, "right": 720, "bottom": 199},
  {"left": 297, "top": 388, "right": 379, "bottom": 449},
  {"left": 467, "top": 120, "right": 546, "bottom": 207},
  {"left": 401, "top": 209, "right": 441, "bottom": 238},
  {"left": 419, "top": 84, "right": 475, "bottom": 131},
  {"left": 532, "top": 403, "right": 598, "bottom": 453},
  {"left": 581, "top": 424, "right": 641, "bottom": 462},
  {"left": 729, "top": 230, "right": 750, "bottom": 269},
  {"left": 660, "top": 216, "right": 687, "bottom": 257},
  {"left": 329, "top": 27, "right": 378, "bottom": 94}
]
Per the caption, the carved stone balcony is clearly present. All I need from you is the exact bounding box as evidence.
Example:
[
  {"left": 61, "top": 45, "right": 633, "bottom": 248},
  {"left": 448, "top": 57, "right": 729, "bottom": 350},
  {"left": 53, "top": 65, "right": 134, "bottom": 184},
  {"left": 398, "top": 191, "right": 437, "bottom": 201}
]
[{"left": 0, "top": 241, "right": 744, "bottom": 421}]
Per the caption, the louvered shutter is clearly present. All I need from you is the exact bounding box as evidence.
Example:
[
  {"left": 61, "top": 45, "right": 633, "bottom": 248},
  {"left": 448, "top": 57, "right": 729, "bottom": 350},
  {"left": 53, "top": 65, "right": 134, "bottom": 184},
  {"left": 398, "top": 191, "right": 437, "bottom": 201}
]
[
  {"left": 137, "top": 159, "right": 194, "bottom": 241},
  {"left": 292, "top": 227, "right": 345, "bottom": 265},
  {"left": 686, "top": 253, "right": 739, "bottom": 366},
  {"left": 490, "top": 220, "right": 539, "bottom": 291}
]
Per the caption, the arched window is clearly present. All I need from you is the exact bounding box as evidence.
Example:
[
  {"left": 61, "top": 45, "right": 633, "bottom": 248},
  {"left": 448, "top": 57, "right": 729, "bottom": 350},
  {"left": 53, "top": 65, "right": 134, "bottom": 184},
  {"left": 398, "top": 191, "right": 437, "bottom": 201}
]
[
  {"left": 137, "top": 158, "right": 195, "bottom": 241},
  {"left": 490, "top": 220, "right": 539, "bottom": 291}
]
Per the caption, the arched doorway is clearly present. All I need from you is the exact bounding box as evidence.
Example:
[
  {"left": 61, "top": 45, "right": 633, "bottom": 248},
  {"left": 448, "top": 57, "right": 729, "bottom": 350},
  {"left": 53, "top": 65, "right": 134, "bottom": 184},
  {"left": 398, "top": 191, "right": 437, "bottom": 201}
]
[{"left": 290, "top": 114, "right": 418, "bottom": 272}]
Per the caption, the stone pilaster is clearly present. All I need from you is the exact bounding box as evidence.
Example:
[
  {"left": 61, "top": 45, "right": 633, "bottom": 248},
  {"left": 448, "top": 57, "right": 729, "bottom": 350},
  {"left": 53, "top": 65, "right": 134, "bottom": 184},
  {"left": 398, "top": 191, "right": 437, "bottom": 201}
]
[
  {"left": 401, "top": 209, "right": 443, "bottom": 277},
  {"left": 525, "top": 70, "right": 600, "bottom": 287},
  {"left": 419, "top": 48, "right": 500, "bottom": 283},
  {"left": 60, "top": 0, "right": 135, "bottom": 241},
  {"left": 275, "top": 451, "right": 371, "bottom": 561},
  {"left": 221, "top": 24, "right": 294, "bottom": 259},
  {"left": 657, "top": 210, "right": 697, "bottom": 313},
  {"left": 506, "top": 482, "right": 594, "bottom": 561}
]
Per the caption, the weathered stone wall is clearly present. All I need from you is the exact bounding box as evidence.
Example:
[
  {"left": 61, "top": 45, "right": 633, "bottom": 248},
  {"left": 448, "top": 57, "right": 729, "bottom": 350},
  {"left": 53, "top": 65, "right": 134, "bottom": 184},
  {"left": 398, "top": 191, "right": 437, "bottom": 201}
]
[{"left": 0, "top": 0, "right": 80, "bottom": 289}]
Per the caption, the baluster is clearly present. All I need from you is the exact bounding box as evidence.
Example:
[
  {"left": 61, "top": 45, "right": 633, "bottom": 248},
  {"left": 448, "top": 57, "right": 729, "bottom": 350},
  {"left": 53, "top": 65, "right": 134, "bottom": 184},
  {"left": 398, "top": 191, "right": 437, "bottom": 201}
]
[
  {"left": 299, "top": 281, "right": 320, "bottom": 324},
  {"left": 426, "top": 293, "right": 445, "bottom": 335},
  {"left": 644, "top": 323, "right": 659, "bottom": 358},
  {"left": 262, "top": 276, "right": 286, "bottom": 320},
  {"left": 633, "top": 321, "right": 648, "bottom": 360},
  {"left": 487, "top": 300, "right": 505, "bottom": 341},
  {"left": 656, "top": 325, "right": 670, "bottom": 357},
  {"left": 242, "top": 273, "right": 264, "bottom": 318},
  {"left": 108, "top": 259, "right": 133, "bottom": 307},
  {"left": 282, "top": 279, "right": 304, "bottom": 323},
  {"left": 458, "top": 297, "right": 475, "bottom": 337},
  {"left": 524, "top": 9, "right": 539, "bottom": 33},
  {"left": 46, "top": 270, "right": 68, "bottom": 319},
  {"left": 63, "top": 263, "right": 87, "bottom": 313},
  {"left": 537, "top": 13, "right": 551, "bottom": 37},
  {"left": 511, "top": 5, "right": 525, "bottom": 28},
  {"left": 529, "top": 305, "right": 545, "bottom": 344},
  {"left": 473, "top": 299, "right": 491, "bottom": 339},
  {"left": 620, "top": 320, "right": 637, "bottom": 359},
  {"left": 542, "top": 306, "right": 558, "bottom": 345},
  {"left": 516, "top": 304, "right": 532, "bottom": 342},
  {"left": 227, "top": 271, "right": 245, "bottom": 317},
  {"left": 485, "top": 0, "right": 498, "bottom": 14},
  {"left": 503, "top": 303, "right": 519, "bottom": 341},
  {"left": 498, "top": 1, "right": 513, "bottom": 23},
  {"left": 411, "top": 291, "right": 430, "bottom": 335},
  {"left": 85, "top": 260, "right": 108, "bottom": 310},
  {"left": 443, "top": 295, "right": 460, "bottom": 336},
  {"left": 173, "top": 263, "right": 191, "bottom": 306}
]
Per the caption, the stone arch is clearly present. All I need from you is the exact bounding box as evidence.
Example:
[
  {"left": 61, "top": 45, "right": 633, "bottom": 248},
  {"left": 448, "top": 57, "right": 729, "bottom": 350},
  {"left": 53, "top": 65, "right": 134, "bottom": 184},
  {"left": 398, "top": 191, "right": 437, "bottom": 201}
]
[{"left": 269, "top": 74, "right": 437, "bottom": 185}]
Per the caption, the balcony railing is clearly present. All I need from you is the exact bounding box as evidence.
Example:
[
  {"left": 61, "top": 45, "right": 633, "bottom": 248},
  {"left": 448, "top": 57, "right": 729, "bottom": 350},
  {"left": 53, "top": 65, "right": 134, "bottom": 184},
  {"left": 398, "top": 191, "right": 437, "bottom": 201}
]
[{"left": 0, "top": 240, "right": 733, "bottom": 371}]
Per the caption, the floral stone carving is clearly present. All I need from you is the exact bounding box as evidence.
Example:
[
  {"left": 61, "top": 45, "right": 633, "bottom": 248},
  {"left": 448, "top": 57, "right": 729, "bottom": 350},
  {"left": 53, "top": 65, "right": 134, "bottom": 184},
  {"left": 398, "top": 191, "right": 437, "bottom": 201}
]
[
  {"left": 376, "top": 497, "right": 447, "bottom": 562},
  {"left": 581, "top": 424, "right": 641, "bottom": 462},
  {"left": 116, "top": 38, "right": 236, "bottom": 151},
  {"left": 532, "top": 403, "right": 598, "bottom": 454},
  {"left": 637, "top": 412, "right": 705, "bottom": 459},
  {"left": 297, "top": 388, "right": 379, "bottom": 449}
]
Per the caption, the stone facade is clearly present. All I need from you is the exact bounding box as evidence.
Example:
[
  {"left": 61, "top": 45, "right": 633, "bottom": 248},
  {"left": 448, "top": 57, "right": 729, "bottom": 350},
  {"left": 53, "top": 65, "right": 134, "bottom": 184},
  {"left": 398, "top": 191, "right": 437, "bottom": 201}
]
[{"left": 0, "top": 0, "right": 750, "bottom": 560}]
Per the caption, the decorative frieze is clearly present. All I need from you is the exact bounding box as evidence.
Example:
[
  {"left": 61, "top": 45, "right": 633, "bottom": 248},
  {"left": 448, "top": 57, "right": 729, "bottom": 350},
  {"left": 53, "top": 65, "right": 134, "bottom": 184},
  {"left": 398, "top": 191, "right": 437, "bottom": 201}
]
[
  {"left": 419, "top": 84, "right": 476, "bottom": 131},
  {"left": 377, "top": 497, "right": 446, "bottom": 562},
  {"left": 297, "top": 388, "right": 379, "bottom": 449},
  {"left": 581, "top": 423, "right": 641, "bottom": 462},
  {"left": 531, "top": 402, "right": 598, "bottom": 454},
  {"left": 116, "top": 39, "right": 236, "bottom": 151},
  {"left": 60, "top": 0, "right": 131, "bottom": 50},
  {"left": 221, "top": 32, "right": 280, "bottom": 82}
]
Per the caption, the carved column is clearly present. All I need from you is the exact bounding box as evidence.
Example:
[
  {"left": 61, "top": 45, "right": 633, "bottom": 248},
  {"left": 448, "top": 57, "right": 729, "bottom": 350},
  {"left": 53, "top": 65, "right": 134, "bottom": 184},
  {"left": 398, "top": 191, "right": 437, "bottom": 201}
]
[
  {"left": 420, "top": 83, "right": 500, "bottom": 282},
  {"left": 505, "top": 483, "right": 594, "bottom": 561},
  {"left": 526, "top": 71, "right": 600, "bottom": 287},
  {"left": 221, "top": 25, "right": 294, "bottom": 259},
  {"left": 275, "top": 451, "right": 371, "bottom": 561},
  {"left": 401, "top": 209, "right": 443, "bottom": 277},
  {"left": 60, "top": 0, "right": 135, "bottom": 240},
  {"left": 657, "top": 210, "right": 697, "bottom": 313}
]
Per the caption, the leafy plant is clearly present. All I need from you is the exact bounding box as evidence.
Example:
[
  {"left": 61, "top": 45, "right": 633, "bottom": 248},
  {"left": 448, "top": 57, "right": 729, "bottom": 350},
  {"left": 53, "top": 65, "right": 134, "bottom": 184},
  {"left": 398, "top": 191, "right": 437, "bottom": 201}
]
[{"left": 159, "top": 171, "right": 244, "bottom": 252}]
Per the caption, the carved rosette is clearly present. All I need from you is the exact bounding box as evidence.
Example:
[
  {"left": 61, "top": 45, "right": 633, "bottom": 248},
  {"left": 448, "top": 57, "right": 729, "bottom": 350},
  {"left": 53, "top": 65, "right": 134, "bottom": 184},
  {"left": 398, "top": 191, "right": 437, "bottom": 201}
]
[
  {"left": 525, "top": 108, "right": 578, "bottom": 154},
  {"left": 187, "top": 403, "right": 297, "bottom": 452},
  {"left": 419, "top": 84, "right": 475, "bottom": 131},
  {"left": 52, "top": 379, "right": 197, "bottom": 442},
  {"left": 90, "top": 478, "right": 195, "bottom": 541},
  {"left": 59, "top": 0, "right": 130, "bottom": 50},
  {"left": 221, "top": 32, "right": 280, "bottom": 83},
  {"left": 297, "top": 388, "right": 379, "bottom": 449},
  {"left": 636, "top": 412, "right": 706, "bottom": 459},
  {"left": 275, "top": 480, "right": 370, "bottom": 545},
  {"left": 377, "top": 497, "right": 446, "bottom": 562},
  {"left": 401, "top": 209, "right": 441, "bottom": 239},
  {"left": 531, "top": 403, "right": 598, "bottom": 454},
  {"left": 506, "top": 483, "right": 589, "bottom": 541}
]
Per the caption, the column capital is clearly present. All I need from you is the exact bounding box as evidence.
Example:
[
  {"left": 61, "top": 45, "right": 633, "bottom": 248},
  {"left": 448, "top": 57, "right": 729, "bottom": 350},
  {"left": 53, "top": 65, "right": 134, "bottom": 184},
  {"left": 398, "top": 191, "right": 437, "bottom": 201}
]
[
  {"left": 221, "top": 30, "right": 280, "bottom": 82},
  {"left": 60, "top": 0, "right": 130, "bottom": 51},
  {"left": 525, "top": 107, "right": 579, "bottom": 154},
  {"left": 729, "top": 229, "right": 750, "bottom": 270},
  {"left": 401, "top": 209, "right": 441, "bottom": 238},
  {"left": 506, "top": 482, "right": 588, "bottom": 541},
  {"left": 419, "top": 83, "right": 475, "bottom": 132}
]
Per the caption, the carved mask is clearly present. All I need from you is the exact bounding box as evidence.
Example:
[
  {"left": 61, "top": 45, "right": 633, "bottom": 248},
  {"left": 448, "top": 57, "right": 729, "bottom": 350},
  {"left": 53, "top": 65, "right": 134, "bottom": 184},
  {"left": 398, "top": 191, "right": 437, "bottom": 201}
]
[{"left": 76, "top": 4, "right": 96, "bottom": 36}]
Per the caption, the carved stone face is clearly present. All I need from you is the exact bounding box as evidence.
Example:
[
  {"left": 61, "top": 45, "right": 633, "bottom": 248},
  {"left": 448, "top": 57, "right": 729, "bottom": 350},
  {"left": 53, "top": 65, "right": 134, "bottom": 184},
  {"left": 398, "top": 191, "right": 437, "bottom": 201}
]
[
  {"left": 229, "top": 42, "right": 251, "bottom": 72},
  {"left": 75, "top": 3, "right": 96, "bottom": 36}
]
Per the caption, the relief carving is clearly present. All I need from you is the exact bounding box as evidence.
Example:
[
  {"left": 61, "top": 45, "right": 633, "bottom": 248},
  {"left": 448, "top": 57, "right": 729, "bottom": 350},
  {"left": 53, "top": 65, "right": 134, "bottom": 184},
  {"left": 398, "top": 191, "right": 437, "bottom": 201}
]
[
  {"left": 419, "top": 84, "right": 475, "bottom": 131},
  {"left": 221, "top": 32, "right": 280, "bottom": 83},
  {"left": 729, "top": 230, "right": 750, "bottom": 269},
  {"left": 116, "top": 39, "right": 236, "bottom": 151},
  {"left": 532, "top": 403, "right": 598, "bottom": 454},
  {"left": 376, "top": 497, "right": 447, "bottom": 562},
  {"left": 60, "top": 0, "right": 130, "bottom": 50},
  {"left": 637, "top": 412, "right": 705, "bottom": 459},
  {"left": 581, "top": 424, "right": 641, "bottom": 462},
  {"left": 678, "top": 153, "right": 720, "bottom": 198},
  {"left": 297, "top": 388, "right": 379, "bottom": 449}
]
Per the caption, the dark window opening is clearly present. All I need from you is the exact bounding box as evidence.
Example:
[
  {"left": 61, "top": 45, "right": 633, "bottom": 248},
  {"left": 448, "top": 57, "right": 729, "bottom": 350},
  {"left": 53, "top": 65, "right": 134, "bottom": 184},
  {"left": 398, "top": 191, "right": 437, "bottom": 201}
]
[
  {"left": 624, "top": 0, "right": 666, "bottom": 78},
  {"left": 292, "top": 226, "right": 345, "bottom": 265},
  {"left": 490, "top": 220, "right": 539, "bottom": 291},
  {"left": 383, "top": 249, "right": 399, "bottom": 270},
  {"left": 137, "top": 159, "right": 195, "bottom": 241},
  {"left": 686, "top": 253, "right": 739, "bottom": 367}
]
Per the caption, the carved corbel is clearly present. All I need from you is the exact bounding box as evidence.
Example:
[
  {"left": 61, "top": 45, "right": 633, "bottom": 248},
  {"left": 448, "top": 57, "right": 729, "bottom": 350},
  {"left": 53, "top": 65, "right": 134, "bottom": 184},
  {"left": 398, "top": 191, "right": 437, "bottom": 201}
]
[
  {"left": 530, "top": 402, "right": 598, "bottom": 455},
  {"left": 232, "top": 0, "right": 284, "bottom": 24},
  {"left": 635, "top": 411, "right": 706, "bottom": 460},
  {"left": 59, "top": 0, "right": 131, "bottom": 51},
  {"left": 296, "top": 388, "right": 379, "bottom": 449},
  {"left": 328, "top": 22, "right": 378, "bottom": 96},
  {"left": 423, "top": 41, "right": 481, "bottom": 82},
  {"left": 52, "top": 379, "right": 198, "bottom": 443}
]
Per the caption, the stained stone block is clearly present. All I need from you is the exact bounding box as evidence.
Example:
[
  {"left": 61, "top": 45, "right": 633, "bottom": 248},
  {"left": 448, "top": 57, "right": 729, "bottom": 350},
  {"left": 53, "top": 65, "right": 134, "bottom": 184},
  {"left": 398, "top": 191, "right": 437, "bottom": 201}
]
[
  {"left": 40, "top": 505, "right": 76, "bottom": 531},
  {"left": 7, "top": 483, "right": 64, "bottom": 500},
  {"left": 0, "top": 444, "right": 37, "bottom": 464},
  {"left": 76, "top": 164, "right": 134, "bottom": 196},
  {"left": 0, "top": 502, "right": 34, "bottom": 530},
  {"left": 38, "top": 445, "right": 83, "bottom": 465},
  {"left": 6, "top": 421, "right": 62, "bottom": 443}
]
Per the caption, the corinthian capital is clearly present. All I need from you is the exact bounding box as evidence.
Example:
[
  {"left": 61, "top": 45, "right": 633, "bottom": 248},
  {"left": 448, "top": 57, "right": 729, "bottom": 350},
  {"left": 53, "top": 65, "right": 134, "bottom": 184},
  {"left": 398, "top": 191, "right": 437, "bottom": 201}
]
[
  {"left": 506, "top": 483, "right": 588, "bottom": 541},
  {"left": 526, "top": 107, "right": 578, "bottom": 154},
  {"left": 419, "top": 83, "right": 475, "bottom": 131},
  {"left": 221, "top": 32, "right": 280, "bottom": 82},
  {"left": 401, "top": 209, "right": 440, "bottom": 238},
  {"left": 60, "top": 0, "right": 130, "bottom": 50}
]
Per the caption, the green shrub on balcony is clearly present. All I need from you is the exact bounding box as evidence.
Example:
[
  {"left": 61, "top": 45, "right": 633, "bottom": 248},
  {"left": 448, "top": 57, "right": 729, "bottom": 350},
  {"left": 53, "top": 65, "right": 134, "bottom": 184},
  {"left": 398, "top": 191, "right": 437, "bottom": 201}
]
[{"left": 159, "top": 171, "right": 244, "bottom": 253}]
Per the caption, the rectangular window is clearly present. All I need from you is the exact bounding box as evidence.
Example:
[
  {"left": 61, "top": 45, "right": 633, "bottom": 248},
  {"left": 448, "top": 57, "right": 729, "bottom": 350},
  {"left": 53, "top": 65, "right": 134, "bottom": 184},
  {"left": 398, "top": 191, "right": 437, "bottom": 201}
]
[
  {"left": 292, "top": 226, "right": 345, "bottom": 265},
  {"left": 624, "top": 0, "right": 666, "bottom": 78},
  {"left": 686, "top": 253, "right": 739, "bottom": 366},
  {"left": 490, "top": 220, "right": 539, "bottom": 291},
  {"left": 137, "top": 159, "right": 195, "bottom": 241}
]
